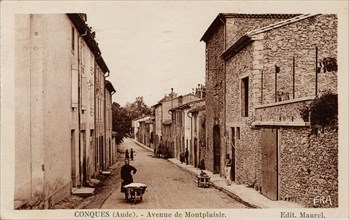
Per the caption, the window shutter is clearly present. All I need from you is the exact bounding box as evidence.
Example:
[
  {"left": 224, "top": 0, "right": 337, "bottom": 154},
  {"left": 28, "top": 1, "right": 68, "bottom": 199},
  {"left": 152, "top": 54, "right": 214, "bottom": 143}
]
[
  {"left": 71, "top": 66, "right": 78, "bottom": 108},
  {"left": 81, "top": 76, "right": 87, "bottom": 111}
]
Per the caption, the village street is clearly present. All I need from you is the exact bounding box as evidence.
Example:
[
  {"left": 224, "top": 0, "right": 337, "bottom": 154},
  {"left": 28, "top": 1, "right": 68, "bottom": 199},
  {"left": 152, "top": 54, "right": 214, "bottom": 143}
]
[{"left": 101, "top": 138, "right": 248, "bottom": 209}]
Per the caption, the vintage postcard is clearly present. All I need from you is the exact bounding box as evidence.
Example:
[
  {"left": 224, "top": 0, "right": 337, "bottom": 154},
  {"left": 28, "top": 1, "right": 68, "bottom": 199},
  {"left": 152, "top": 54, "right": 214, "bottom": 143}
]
[{"left": 1, "top": 1, "right": 348, "bottom": 220}]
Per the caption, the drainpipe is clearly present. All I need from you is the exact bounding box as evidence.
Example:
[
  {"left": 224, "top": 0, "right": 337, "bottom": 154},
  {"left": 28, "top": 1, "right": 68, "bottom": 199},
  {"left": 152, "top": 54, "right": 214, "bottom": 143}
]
[
  {"left": 103, "top": 78, "right": 106, "bottom": 170},
  {"left": 219, "top": 16, "right": 227, "bottom": 172},
  {"left": 77, "top": 30, "right": 87, "bottom": 187},
  {"left": 93, "top": 61, "right": 97, "bottom": 177}
]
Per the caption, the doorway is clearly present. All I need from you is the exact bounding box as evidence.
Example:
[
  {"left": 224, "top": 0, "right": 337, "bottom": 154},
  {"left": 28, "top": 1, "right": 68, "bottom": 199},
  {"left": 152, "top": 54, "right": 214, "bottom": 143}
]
[
  {"left": 260, "top": 128, "right": 279, "bottom": 200},
  {"left": 71, "top": 130, "right": 76, "bottom": 187},
  {"left": 213, "top": 125, "right": 221, "bottom": 174},
  {"left": 231, "top": 127, "right": 236, "bottom": 181}
]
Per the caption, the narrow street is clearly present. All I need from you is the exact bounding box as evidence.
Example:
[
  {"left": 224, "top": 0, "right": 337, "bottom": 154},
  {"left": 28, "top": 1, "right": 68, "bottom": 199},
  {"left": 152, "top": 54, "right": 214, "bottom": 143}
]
[{"left": 101, "top": 138, "right": 248, "bottom": 209}]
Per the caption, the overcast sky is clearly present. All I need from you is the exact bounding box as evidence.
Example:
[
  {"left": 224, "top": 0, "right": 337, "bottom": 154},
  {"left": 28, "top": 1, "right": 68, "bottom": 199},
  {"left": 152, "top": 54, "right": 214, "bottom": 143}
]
[
  {"left": 2, "top": 1, "right": 347, "bottom": 107},
  {"left": 85, "top": 2, "right": 224, "bottom": 106}
]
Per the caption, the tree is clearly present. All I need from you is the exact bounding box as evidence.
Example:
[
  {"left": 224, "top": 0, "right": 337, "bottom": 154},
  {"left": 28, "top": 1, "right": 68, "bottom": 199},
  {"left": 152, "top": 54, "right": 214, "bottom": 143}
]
[
  {"left": 112, "top": 102, "right": 131, "bottom": 145},
  {"left": 112, "top": 97, "right": 152, "bottom": 145},
  {"left": 125, "top": 97, "right": 152, "bottom": 120}
]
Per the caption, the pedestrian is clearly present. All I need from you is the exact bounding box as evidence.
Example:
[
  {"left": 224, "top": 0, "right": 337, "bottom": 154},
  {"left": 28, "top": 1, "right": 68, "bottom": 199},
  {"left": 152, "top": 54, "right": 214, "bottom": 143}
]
[
  {"left": 125, "top": 149, "right": 129, "bottom": 160},
  {"left": 158, "top": 138, "right": 164, "bottom": 158},
  {"left": 179, "top": 152, "right": 185, "bottom": 164},
  {"left": 154, "top": 147, "right": 157, "bottom": 157},
  {"left": 198, "top": 159, "right": 205, "bottom": 170},
  {"left": 225, "top": 154, "right": 232, "bottom": 186},
  {"left": 185, "top": 148, "right": 189, "bottom": 165},
  {"left": 120, "top": 159, "right": 137, "bottom": 200},
  {"left": 130, "top": 148, "right": 134, "bottom": 161}
]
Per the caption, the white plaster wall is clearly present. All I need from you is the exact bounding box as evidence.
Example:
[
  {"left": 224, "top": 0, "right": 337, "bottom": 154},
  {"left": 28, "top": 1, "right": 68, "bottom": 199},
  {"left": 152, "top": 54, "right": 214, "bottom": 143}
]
[{"left": 15, "top": 14, "right": 34, "bottom": 200}]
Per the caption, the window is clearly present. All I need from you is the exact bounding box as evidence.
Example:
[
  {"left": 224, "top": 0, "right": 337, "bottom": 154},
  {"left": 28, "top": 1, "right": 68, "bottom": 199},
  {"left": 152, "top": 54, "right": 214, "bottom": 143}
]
[
  {"left": 80, "top": 41, "right": 85, "bottom": 67},
  {"left": 71, "top": 66, "right": 78, "bottom": 109},
  {"left": 236, "top": 127, "right": 241, "bottom": 140},
  {"left": 241, "top": 77, "right": 249, "bottom": 117},
  {"left": 71, "top": 27, "right": 75, "bottom": 53}
]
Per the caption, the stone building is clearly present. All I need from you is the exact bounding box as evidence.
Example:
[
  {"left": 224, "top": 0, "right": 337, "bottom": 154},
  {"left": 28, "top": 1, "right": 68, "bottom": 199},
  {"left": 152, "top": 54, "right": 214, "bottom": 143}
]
[
  {"left": 188, "top": 100, "right": 206, "bottom": 167},
  {"left": 133, "top": 115, "right": 153, "bottom": 147},
  {"left": 105, "top": 80, "right": 116, "bottom": 168},
  {"left": 151, "top": 89, "right": 178, "bottom": 149},
  {"left": 219, "top": 14, "right": 337, "bottom": 207},
  {"left": 200, "top": 13, "right": 299, "bottom": 175},
  {"left": 168, "top": 94, "right": 201, "bottom": 159},
  {"left": 14, "top": 13, "right": 113, "bottom": 209}
]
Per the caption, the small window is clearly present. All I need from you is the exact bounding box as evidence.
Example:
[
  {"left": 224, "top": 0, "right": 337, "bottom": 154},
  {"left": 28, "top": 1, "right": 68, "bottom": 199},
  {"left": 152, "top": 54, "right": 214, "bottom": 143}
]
[
  {"left": 241, "top": 77, "right": 249, "bottom": 117},
  {"left": 71, "top": 27, "right": 75, "bottom": 53}
]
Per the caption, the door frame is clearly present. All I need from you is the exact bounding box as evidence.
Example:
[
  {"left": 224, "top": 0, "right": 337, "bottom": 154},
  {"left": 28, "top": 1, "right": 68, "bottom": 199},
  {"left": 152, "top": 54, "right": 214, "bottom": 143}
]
[
  {"left": 261, "top": 127, "right": 279, "bottom": 201},
  {"left": 213, "top": 125, "right": 221, "bottom": 174}
]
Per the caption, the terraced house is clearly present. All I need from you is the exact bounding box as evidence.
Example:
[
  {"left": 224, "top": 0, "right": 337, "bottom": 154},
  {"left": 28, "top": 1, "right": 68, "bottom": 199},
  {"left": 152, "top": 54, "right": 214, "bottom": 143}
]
[
  {"left": 15, "top": 13, "right": 116, "bottom": 209},
  {"left": 202, "top": 13, "right": 338, "bottom": 207}
]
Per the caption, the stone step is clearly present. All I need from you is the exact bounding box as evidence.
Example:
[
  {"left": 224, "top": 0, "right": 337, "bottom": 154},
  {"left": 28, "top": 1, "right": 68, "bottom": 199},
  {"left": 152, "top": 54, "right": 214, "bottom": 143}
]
[
  {"left": 101, "top": 171, "right": 112, "bottom": 175},
  {"left": 72, "top": 187, "right": 95, "bottom": 197}
]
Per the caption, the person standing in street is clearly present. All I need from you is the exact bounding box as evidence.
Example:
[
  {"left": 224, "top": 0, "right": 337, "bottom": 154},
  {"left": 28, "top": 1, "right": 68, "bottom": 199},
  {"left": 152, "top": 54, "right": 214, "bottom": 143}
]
[
  {"left": 225, "top": 154, "right": 232, "bottom": 186},
  {"left": 130, "top": 148, "right": 134, "bottom": 161},
  {"left": 125, "top": 149, "right": 129, "bottom": 160},
  {"left": 185, "top": 148, "right": 189, "bottom": 165},
  {"left": 179, "top": 151, "right": 185, "bottom": 164},
  {"left": 120, "top": 159, "right": 137, "bottom": 200}
]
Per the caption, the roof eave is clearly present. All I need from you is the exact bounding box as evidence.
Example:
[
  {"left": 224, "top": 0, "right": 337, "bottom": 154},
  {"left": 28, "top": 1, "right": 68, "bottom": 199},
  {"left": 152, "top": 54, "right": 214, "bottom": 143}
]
[
  {"left": 200, "top": 14, "right": 225, "bottom": 42},
  {"left": 221, "top": 35, "right": 253, "bottom": 61}
]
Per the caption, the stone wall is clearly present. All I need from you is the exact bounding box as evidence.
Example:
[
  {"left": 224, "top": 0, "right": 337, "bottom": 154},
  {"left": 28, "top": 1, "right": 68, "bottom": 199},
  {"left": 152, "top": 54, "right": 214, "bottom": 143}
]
[
  {"left": 279, "top": 127, "right": 338, "bottom": 207},
  {"left": 204, "top": 22, "right": 225, "bottom": 174},
  {"left": 223, "top": 14, "right": 337, "bottom": 207},
  {"left": 255, "top": 98, "right": 314, "bottom": 123},
  {"left": 260, "top": 14, "right": 337, "bottom": 105},
  {"left": 226, "top": 17, "right": 291, "bottom": 49}
]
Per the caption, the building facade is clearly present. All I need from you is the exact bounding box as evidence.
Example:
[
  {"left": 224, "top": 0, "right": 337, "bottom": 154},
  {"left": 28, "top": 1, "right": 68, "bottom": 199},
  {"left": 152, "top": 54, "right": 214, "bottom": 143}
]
[
  {"left": 200, "top": 13, "right": 299, "bottom": 175},
  {"left": 221, "top": 14, "right": 338, "bottom": 207},
  {"left": 14, "top": 13, "right": 115, "bottom": 209}
]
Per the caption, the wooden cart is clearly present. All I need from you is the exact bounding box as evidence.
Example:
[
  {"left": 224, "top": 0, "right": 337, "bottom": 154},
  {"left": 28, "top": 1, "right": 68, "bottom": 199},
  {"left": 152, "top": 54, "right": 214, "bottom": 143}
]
[
  {"left": 197, "top": 175, "right": 210, "bottom": 187},
  {"left": 124, "top": 183, "right": 147, "bottom": 204}
]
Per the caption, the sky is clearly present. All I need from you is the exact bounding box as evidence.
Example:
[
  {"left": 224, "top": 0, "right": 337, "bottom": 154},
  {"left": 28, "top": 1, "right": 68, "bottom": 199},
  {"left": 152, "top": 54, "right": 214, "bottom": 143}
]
[
  {"left": 2, "top": 1, "right": 347, "bottom": 107},
  {"left": 85, "top": 2, "right": 221, "bottom": 106}
]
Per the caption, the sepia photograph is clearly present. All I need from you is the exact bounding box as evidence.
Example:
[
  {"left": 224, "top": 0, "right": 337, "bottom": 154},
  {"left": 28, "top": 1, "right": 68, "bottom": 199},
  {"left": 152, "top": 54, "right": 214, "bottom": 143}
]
[{"left": 1, "top": 1, "right": 348, "bottom": 219}]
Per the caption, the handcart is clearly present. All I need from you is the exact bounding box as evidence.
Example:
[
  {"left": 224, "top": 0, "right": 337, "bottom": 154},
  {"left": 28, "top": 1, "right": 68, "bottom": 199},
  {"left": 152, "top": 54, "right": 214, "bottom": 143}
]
[
  {"left": 124, "top": 183, "right": 147, "bottom": 204},
  {"left": 197, "top": 171, "right": 210, "bottom": 188}
]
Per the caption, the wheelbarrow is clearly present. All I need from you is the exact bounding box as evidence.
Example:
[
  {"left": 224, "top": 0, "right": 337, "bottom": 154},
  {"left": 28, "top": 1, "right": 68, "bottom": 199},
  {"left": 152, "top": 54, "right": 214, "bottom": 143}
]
[{"left": 124, "top": 183, "right": 147, "bottom": 204}]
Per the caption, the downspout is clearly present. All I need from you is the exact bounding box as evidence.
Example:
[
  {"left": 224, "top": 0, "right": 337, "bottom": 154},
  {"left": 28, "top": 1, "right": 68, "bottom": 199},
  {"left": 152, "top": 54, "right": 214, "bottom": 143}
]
[
  {"left": 80, "top": 30, "right": 88, "bottom": 186},
  {"left": 187, "top": 110, "right": 193, "bottom": 164},
  {"left": 219, "top": 17, "right": 227, "bottom": 172},
  {"left": 93, "top": 61, "right": 97, "bottom": 177},
  {"left": 103, "top": 78, "right": 106, "bottom": 170}
]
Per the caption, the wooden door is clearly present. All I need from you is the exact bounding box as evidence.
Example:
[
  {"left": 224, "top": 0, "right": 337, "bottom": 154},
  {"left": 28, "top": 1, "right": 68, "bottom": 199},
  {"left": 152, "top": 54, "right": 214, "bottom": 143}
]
[
  {"left": 261, "top": 128, "right": 278, "bottom": 200},
  {"left": 231, "top": 128, "right": 236, "bottom": 181},
  {"left": 71, "top": 130, "right": 76, "bottom": 187},
  {"left": 213, "top": 125, "right": 221, "bottom": 174}
]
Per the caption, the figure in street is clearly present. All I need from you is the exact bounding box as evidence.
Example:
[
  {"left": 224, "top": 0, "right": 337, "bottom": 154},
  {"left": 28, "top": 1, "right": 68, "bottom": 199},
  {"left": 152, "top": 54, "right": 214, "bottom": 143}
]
[
  {"left": 125, "top": 149, "right": 129, "bottom": 160},
  {"left": 120, "top": 159, "right": 137, "bottom": 200},
  {"left": 198, "top": 159, "right": 206, "bottom": 170},
  {"left": 130, "top": 148, "right": 134, "bottom": 161},
  {"left": 185, "top": 148, "right": 189, "bottom": 165},
  {"left": 225, "top": 154, "right": 232, "bottom": 186},
  {"left": 158, "top": 138, "right": 164, "bottom": 158},
  {"left": 179, "top": 152, "right": 185, "bottom": 164}
]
